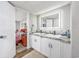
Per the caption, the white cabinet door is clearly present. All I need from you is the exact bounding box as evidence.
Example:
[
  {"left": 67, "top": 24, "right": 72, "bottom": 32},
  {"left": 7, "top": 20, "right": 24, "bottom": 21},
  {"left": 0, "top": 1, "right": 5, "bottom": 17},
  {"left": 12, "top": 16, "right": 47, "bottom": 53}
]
[
  {"left": 40, "top": 38, "right": 50, "bottom": 57},
  {"left": 60, "top": 42, "right": 71, "bottom": 58},
  {"left": 50, "top": 39, "right": 60, "bottom": 58},
  {"left": 31, "top": 35, "right": 40, "bottom": 52},
  {"left": 0, "top": 2, "right": 16, "bottom": 58},
  {"left": 31, "top": 35, "right": 35, "bottom": 48}
]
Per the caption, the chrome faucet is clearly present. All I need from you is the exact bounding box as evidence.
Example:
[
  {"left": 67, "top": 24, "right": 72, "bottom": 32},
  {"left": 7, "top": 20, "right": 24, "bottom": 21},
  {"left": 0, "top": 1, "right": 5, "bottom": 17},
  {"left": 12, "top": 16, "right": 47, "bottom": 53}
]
[
  {"left": 53, "top": 31, "right": 56, "bottom": 35},
  {"left": 40, "top": 30, "right": 42, "bottom": 33}
]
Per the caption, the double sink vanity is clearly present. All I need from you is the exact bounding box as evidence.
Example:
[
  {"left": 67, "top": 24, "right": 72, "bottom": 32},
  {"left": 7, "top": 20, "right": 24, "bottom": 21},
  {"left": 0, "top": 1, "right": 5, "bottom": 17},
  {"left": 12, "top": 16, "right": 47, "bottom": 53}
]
[
  {"left": 30, "top": 5, "right": 71, "bottom": 58},
  {"left": 30, "top": 32, "right": 71, "bottom": 58}
]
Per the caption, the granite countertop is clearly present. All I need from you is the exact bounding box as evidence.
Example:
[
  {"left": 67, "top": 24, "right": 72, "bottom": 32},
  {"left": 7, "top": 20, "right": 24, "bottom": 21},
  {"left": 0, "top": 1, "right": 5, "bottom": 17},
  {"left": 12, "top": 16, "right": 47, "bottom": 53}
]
[{"left": 31, "top": 32, "right": 71, "bottom": 44}]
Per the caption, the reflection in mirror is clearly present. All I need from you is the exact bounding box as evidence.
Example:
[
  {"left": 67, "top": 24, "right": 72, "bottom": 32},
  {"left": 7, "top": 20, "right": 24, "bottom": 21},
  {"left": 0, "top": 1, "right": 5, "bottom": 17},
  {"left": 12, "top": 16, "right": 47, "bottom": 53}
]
[
  {"left": 41, "top": 13, "right": 60, "bottom": 28},
  {"left": 46, "top": 18, "right": 53, "bottom": 27},
  {"left": 41, "top": 18, "right": 46, "bottom": 27}
]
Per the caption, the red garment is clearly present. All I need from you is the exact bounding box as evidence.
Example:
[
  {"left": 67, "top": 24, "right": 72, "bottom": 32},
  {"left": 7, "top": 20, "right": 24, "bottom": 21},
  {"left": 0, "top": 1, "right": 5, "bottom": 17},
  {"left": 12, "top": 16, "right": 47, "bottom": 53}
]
[
  {"left": 20, "top": 29, "right": 27, "bottom": 47},
  {"left": 20, "top": 29, "right": 27, "bottom": 32},
  {"left": 21, "top": 34, "right": 27, "bottom": 47}
]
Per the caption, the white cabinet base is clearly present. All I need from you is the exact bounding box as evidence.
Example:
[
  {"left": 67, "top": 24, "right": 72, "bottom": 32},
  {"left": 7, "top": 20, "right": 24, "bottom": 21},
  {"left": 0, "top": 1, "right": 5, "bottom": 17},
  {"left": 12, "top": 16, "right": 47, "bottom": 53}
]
[
  {"left": 31, "top": 35, "right": 41, "bottom": 52},
  {"left": 60, "top": 42, "right": 71, "bottom": 58},
  {"left": 40, "top": 38, "right": 50, "bottom": 57}
]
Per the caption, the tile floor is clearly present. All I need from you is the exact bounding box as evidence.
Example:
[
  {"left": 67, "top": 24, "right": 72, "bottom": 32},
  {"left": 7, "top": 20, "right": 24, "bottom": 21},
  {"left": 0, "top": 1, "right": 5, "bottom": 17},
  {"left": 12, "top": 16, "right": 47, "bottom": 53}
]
[
  {"left": 15, "top": 48, "right": 47, "bottom": 58},
  {"left": 16, "top": 43, "right": 27, "bottom": 53},
  {"left": 15, "top": 48, "right": 33, "bottom": 58},
  {"left": 22, "top": 50, "right": 47, "bottom": 58},
  {"left": 15, "top": 43, "right": 47, "bottom": 58}
]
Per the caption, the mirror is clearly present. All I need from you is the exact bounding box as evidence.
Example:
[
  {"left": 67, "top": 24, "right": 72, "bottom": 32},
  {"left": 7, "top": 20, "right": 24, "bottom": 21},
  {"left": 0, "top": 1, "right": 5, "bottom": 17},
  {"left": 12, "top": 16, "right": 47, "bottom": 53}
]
[{"left": 41, "top": 12, "right": 60, "bottom": 28}]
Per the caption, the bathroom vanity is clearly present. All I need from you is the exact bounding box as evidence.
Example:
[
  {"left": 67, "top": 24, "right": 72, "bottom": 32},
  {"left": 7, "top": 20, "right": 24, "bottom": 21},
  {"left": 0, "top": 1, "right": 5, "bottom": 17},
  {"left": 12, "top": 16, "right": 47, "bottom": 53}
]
[
  {"left": 30, "top": 4, "right": 71, "bottom": 58},
  {"left": 30, "top": 32, "right": 71, "bottom": 58}
]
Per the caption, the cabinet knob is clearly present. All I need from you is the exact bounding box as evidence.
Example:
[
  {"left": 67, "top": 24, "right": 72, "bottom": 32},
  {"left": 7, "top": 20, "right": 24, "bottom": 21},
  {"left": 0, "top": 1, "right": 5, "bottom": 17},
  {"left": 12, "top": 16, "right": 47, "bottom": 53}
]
[
  {"left": 50, "top": 44, "right": 53, "bottom": 48},
  {"left": 48, "top": 44, "right": 50, "bottom": 48}
]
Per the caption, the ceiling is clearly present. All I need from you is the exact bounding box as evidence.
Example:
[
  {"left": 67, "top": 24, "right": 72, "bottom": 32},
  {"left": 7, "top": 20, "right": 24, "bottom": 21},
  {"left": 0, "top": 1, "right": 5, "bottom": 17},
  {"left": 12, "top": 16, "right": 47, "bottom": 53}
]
[{"left": 11, "top": 1, "right": 69, "bottom": 14}]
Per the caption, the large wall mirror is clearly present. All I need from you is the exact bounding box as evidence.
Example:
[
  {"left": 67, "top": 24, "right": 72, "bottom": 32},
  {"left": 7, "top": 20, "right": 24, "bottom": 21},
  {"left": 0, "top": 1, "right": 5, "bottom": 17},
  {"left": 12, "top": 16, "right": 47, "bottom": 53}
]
[{"left": 41, "top": 12, "right": 60, "bottom": 28}]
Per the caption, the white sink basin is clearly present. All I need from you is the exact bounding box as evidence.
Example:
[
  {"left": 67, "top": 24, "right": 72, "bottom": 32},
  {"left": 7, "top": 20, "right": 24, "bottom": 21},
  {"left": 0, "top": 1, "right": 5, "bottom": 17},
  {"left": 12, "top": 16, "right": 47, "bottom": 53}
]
[{"left": 33, "top": 33, "right": 41, "bottom": 35}]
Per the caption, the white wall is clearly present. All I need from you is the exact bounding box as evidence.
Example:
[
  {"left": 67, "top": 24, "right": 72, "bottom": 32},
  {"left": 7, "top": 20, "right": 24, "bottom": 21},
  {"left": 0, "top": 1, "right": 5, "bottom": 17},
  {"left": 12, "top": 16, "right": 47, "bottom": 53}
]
[
  {"left": 38, "top": 4, "right": 70, "bottom": 33},
  {"left": 15, "top": 7, "right": 27, "bottom": 29},
  {"left": 71, "top": 2, "right": 79, "bottom": 58},
  {"left": 31, "top": 14, "right": 38, "bottom": 32},
  {"left": 15, "top": 7, "right": 27, "bottom": 21},
  {"left": 16, "top": 21, "right": 20, "bottom": 30}
]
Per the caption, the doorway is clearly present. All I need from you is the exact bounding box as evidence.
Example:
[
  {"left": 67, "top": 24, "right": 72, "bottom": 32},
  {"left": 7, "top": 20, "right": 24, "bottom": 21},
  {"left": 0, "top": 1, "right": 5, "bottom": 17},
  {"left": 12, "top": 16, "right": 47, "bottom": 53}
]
[{"left": 15, "top": 21, "right": 27, "bottom": 53}]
